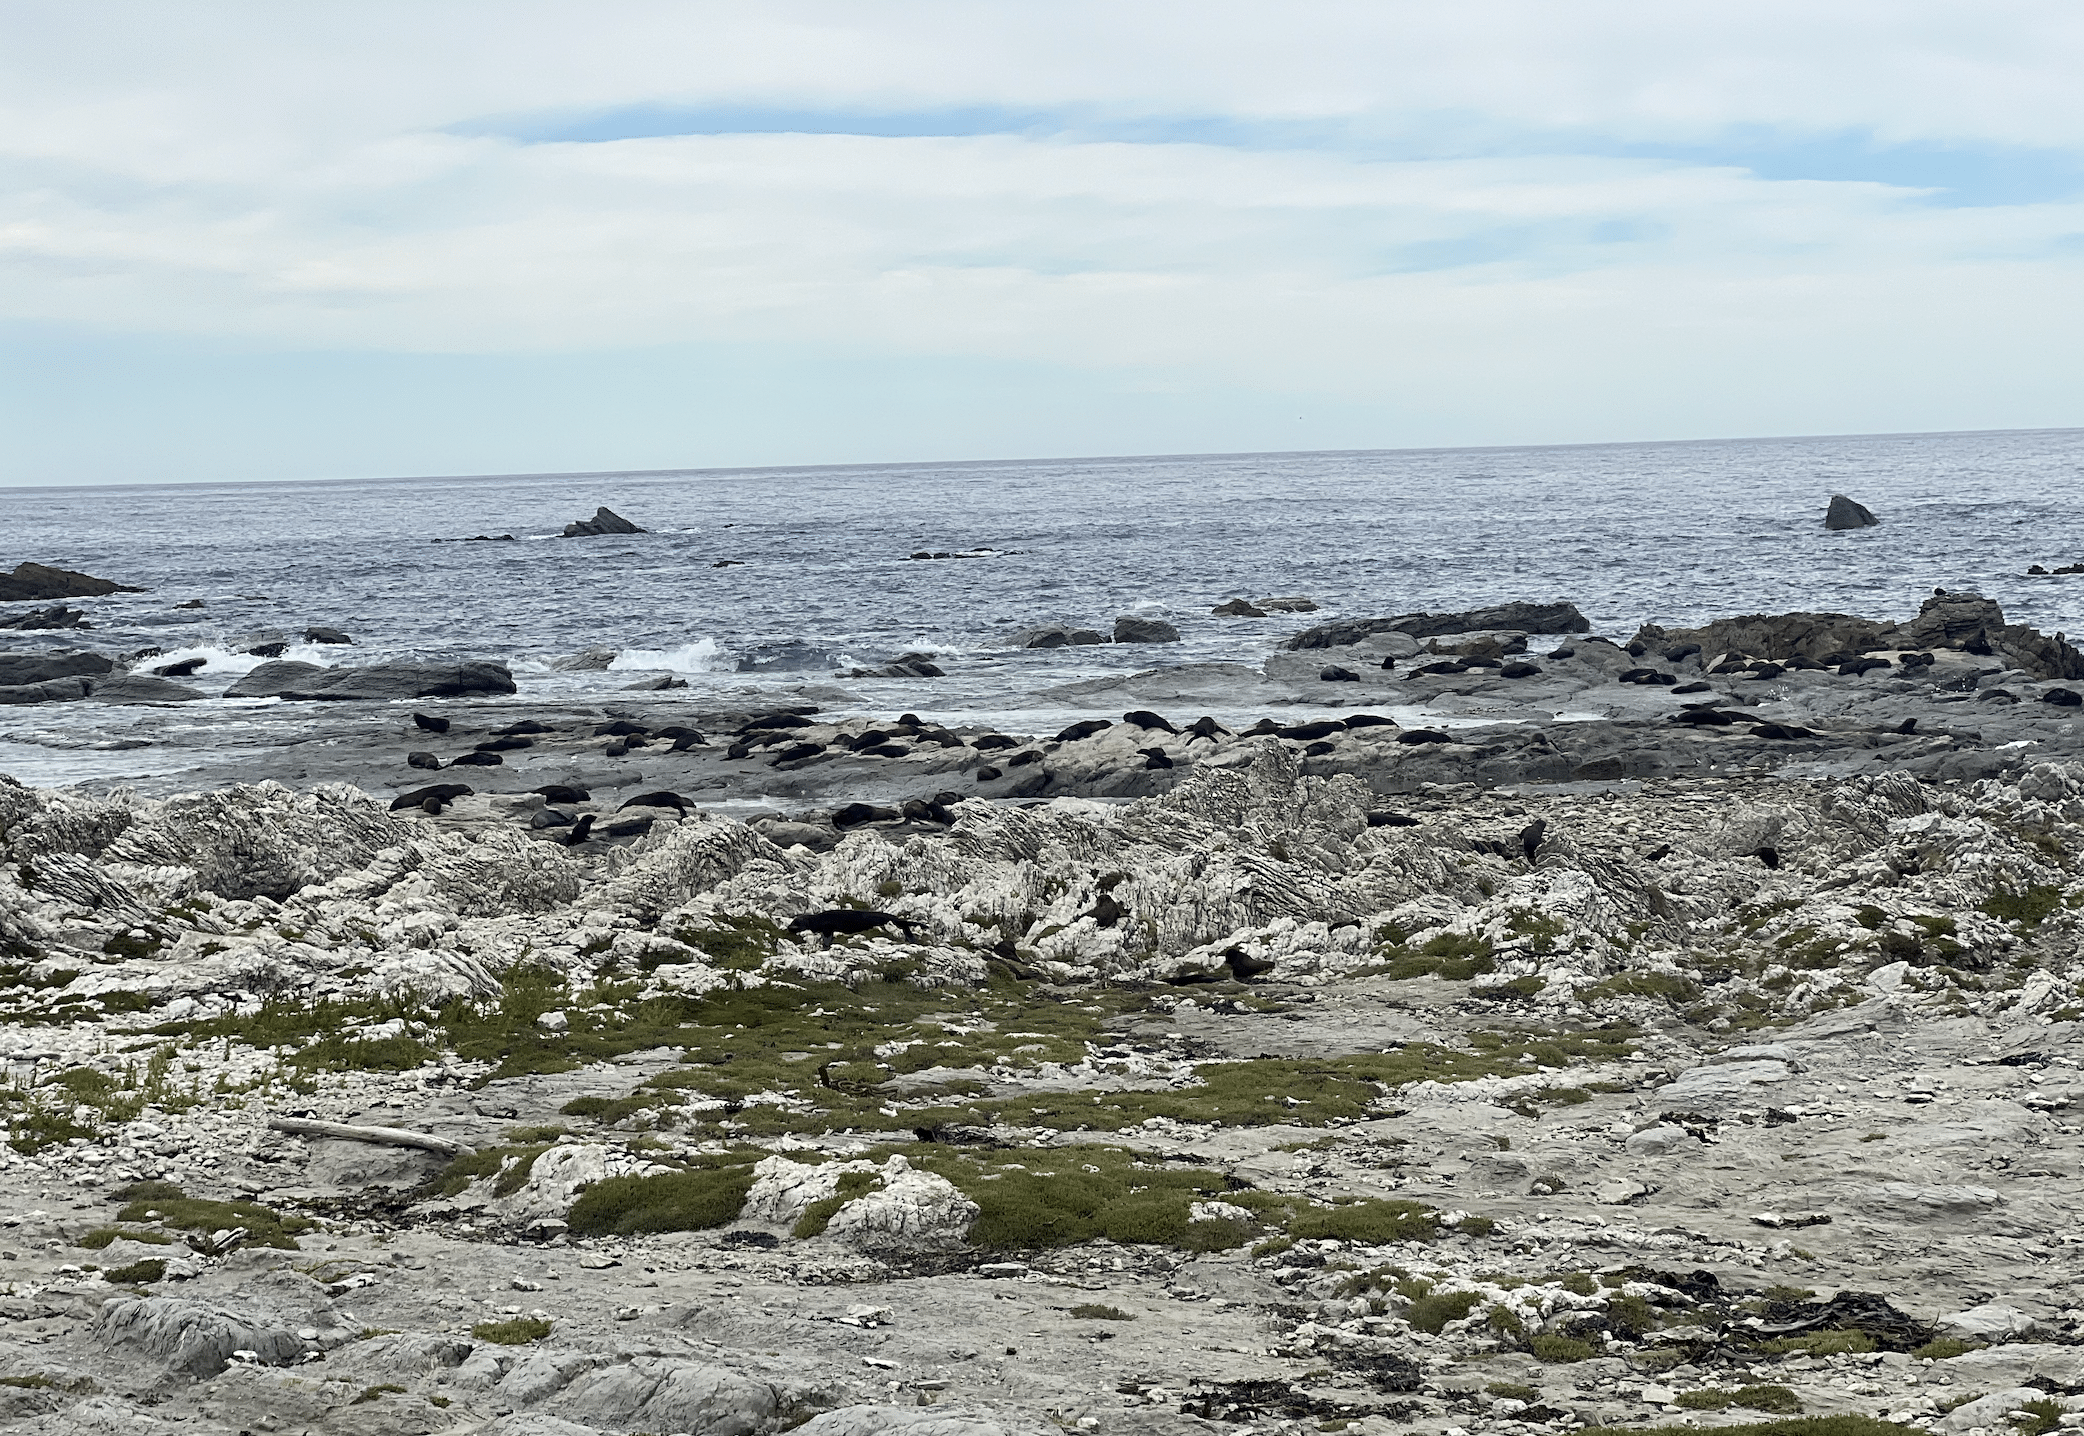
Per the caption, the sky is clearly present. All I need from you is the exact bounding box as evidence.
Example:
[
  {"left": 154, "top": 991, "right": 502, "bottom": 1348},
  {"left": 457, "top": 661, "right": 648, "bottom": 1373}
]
[{"left": 3, "top": 1, "right": 2083, "bottom": 486}]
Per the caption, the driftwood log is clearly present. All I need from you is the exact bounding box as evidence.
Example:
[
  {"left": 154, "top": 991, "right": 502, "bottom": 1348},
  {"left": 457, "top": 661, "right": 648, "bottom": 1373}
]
[{"left": 267, "top": 1116, "right": 473, "bottom": 1158}]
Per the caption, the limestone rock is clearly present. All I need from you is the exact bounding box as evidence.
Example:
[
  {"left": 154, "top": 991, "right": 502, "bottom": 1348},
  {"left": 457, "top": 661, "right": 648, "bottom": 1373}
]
[
  {"left": 97, "top": 1296, "right": 308, "bottom": 1376},
  {"left": 742, "top": 1154, "right": 979, "bottom": 1249},
  {"left": 548, "top": 1357, "right": 778, "bottom": 1434},
  {"left": 795, "top": 1408, "right": 1013, "bottom": 1436}
]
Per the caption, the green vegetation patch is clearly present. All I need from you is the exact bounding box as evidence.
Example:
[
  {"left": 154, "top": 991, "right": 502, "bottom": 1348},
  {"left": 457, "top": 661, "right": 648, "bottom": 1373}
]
[
  {"left": 105, "top": 1257, "right": 167, "bottom": 1284},
  {"left": 352, "top": 1384, "right": 407, "bottom": 1405},
  {"left": 429, "top": 1144, "right": 554, "bottom": 1200},
  {"left": 567, "top": 1155, "right": 762, "bottom": 1236},
  {"left": 471, "top": 1318, "right": 551, "bottom": 1345},
  {"left": 793, "top": 1170, "right": 881, "bottom": 1239},
  {"left": 1584, "top": 1421, "right": 1916, "bottom": 1436},
  {"left": 1376, "top": 932, "right": 1497, "bottom": 981},
  {"left": 1981, "top": 886, "right": 2064, "bottom": 928},
  {"left": 78, "top": 1227, "right": 172, "bottom": 1250},
  {"left": 1070, "top": 1303, "right": 1135, "bottom": 1321},
  {"left": 1678, "top": 1387, "right": 1803, "bottom": 1414},
  {"left": 1910, "top": 1338, "right": 1986, "bottom": 1361},
  {"left": 113, "top": 1180, "right": 311, "bottom": 1250},
  {"left": 1530, "top": 1333, "right": 1598, "bottom": 1362},
  {"left": 1489, "top": 1382, "right": 1541, "bottom": 1402},
  {"left": 1407, "top": 1289, "right": 1483, "bottom": 1334},
  {"left": 1762, "top": 1330, "right": 1876, "bottom": 1357}
]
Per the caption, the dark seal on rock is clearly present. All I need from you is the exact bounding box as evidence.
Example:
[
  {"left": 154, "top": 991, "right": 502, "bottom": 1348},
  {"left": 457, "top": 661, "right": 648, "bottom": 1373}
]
[
  {"left": 1122, "top": 710, "right": 1178, "bottom": 733},
  {"left": 390, "top": 783, "right": 472, "bottom": 812},
  {"left": 1056, "top": 719, "right": 1114, "bottom": 742},
  {"left": 406, "top": 751, "right": 443, "bottom": 770},
  {"left": 449, "top": 750, "right": 503, "bottom": 766},
  {"left": 1824, "top": 494, "right": 1879, "bottom": 530},
  {"left": 533, "top": 784, "right": 589, "bottom": 805},
  {"left": 412, "top": 712, "right": 450, "bottom": 733}
]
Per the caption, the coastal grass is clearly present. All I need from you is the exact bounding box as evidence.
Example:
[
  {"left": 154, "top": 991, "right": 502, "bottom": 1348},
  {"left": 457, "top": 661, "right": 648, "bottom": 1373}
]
[
  {"left": 471, "top": 1318, "right": 552, "bottom": 1345},
  {"left": 1678, "top": 1387, "right": 1803, "bottom": 1414},
  {"left": 113, "top": 1180, "right": 311, "bottom": 1250}
]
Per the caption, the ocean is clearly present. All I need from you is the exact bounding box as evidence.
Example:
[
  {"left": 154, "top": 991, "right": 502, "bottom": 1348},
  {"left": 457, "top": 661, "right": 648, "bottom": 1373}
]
[{"left": 5, "top": 427, "right": 2084, "bottom": 787}]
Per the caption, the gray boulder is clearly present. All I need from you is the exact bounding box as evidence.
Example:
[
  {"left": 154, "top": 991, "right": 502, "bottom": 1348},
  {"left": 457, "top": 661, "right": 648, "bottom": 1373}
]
[
  {"left": 1113, "top": 616, "right": 1181, "bottom": 643},
  {"left": 0, "top": 561, "right": 142, "bottom": 601},
  {"left": 303, "top": 625, "right": 353, "bottom": 645},
  {"left": 1008, "top": 626, "right": 1106, "bottom": 649},
  {"left": 562, "top": 506, "right": 646, "bottom": 537},
  {"left": 1287, "top": 602, "right": 1589, "bottom": 649},
  {"left": 226, "top": 660, "right": 517, "bottom": 700},
  {"left": 552, "top": 645, "right": 620, "bottom": 671},
  {"left": 1825, "top": 494, "right": 1879, "bottom": 529},
  {"left": 87, "top": 673, "right": 206, "bottom": 704},
  {"left": 97, "top": 1296, "right": 306, "bottom": 1376},
  {"left": 0, "top": 676, "right": 95, "bottom": 705},
  {"left": 550, "top": 1357, "right": 778, "bottom": 1434},
  {"left": 0, "top": 650, "right": 114, "bottom": 686}
]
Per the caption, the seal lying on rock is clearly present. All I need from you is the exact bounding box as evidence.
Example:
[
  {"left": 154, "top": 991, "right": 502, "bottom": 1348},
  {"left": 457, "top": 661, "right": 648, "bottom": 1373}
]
[
  {"left": 787, "top": 909, "right": 918, "bottom": 946},
  {"left": 389, "top": 783, "right": 472, "bottom": 812}
]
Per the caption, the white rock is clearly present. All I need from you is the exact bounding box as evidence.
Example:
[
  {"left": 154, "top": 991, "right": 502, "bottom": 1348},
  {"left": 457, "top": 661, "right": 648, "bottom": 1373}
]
[
  {"left": 487, "top": 1143, "right": 662, "bottom": 1226},
  {"left": 1624, "top": 1124, "right": 1691, "bottom": 1156},
  {"left": 1939, "top": 1302, "right": 2040, "bottom": 1340}
]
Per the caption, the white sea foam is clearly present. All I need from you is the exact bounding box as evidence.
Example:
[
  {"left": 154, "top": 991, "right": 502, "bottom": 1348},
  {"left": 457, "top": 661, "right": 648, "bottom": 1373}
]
[
  {"left": 608, "top": 639, "right": 733, "bottom": 674},
  {"left": 143, "top": 643, "right": 344, "bottom": 676}
]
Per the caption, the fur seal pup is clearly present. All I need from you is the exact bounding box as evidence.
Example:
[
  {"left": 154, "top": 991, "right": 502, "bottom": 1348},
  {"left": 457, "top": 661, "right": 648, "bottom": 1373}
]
[
  {"left": 407, "top": 751, "right": 443, "bottom": 770},
  {"left": 832, "top": 802, "right": 901, "bottom": 828},
  {"left": 594, "top": 720, "right": 648, "bottom": 737},
  {"left": 450, "top": 750, "right": 503, "bottom": 766},
  {"left": 1005, "top": 750, "right": 1042, "bottom": 767},
  {"left": 739, "top": 713, "right": 811, "bottom": 733},
  {"left": 390, "top": 782, "right": 472, "bottom": 812},
  {"left": 787, "top": 908, "right": 918, "bottom": 947},
  {"left": 533, "top": 784, "right": 589, "bottom": 804},
  {"left": 845, "top": 730, "right": 893, "bottom": 750},
  {"left": 1301, "top": 741, "right": 1335, "bottom": 757},
  {"left": 1896, "top": 717, "right": 1919, "bottom": 734},
  {"left": 670, "top": 734, "right": 707, "bottom": 752},
  {"left": 475, "top": 736, "right": 533, "bottom": 751},
  {"left": 1054, "top": 719, "right": 1112, "bottom": 742},
  {"left": 1185, "top": 716, "right": 1230, "bottom": 743},
  {"left": 1122, "top": 710, "right": 1178, "bottom": 734},
  {"left": 411, "top": 712, "right": 450, "bottom": 733},
  {"left": 1519, "top": 818, "right": 1547, "bottom": 864},
  {"left": 975, "top": 765, "right": 1002, "bottom": 781},
  {"left": 859, "top": 743, "right": 909, "bottom": 758},
  {"left": 1320, "top": 666, "right": 1361, "bottom": 682},
  {"left": 901, "top": 797, "right": 954, "bottom": 824},
  {"left": 1366, "top": 811, "right": 1419, "bottom": 827},
  {"left": 1395, "top": 729, "right": 1451, "bottom": 745},
  {"left": 772, "top": 742, "right": 826, "bottom": 765},
  {"left": 563, "top": 814, "right": 596, "bottom": 846},
  {"left": 153, "top": 657, "right": 206, "bottom": 678},
  {"left": 497, "top": 719, "right": 553, "bottom": 735},
  {"left": 971, "top": 733, "right": 1020, "bottom": 751},
  {"left": 1139, "top": 748, "right": 1173, "bottom": 769},
  {"left": 530, "top": 809, "right": 572, "bottom": 829},
  {"left": 1277, "top": 720, "right": 1344, "bottom": 741},
  {"left": 1242, "top": 718, "right": 1281, "bottom": 737},
  {"left": 1341, "top": 714, "right": 1393, "bottom": 728}
]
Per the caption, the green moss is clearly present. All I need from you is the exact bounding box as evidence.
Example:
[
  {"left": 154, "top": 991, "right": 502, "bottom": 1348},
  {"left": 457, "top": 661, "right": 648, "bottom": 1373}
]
[
  {"left": 1580, "top": 972, "right": 1699, "bottom": 1003},
  {"left": 1489, "top": 1382, "right": 1540, "bottom": 1402},
  {"left": 1288, "top": 1199, "right": 1444, "bottom": 1246},
  {"left": 1530, "top": 1333, "right": 1598, "bottom": 1362},
  {"left": 2013, "top": 1398, "right": 2066, "bottom": 1436},
  {"left": 566, "top": 1159, "right": 760, "bottom": 1236},
  {"left": 1605, "top": 1292, "right": 1659, "bottom": 1340},
  {"left": 105, "top": 1257, "right": 167, "bottom": 1284},
  {"left": 1852, "top": 906, "right": 1887, "bottom": 930},
  {"left": 1407, "top": 1289, "right": 1482, "bottom": 1334},
  {"left": 1379, "top": 932, "right": 1497, "bottom": 981},
  {"left": 351, "top": 1384, "right": 407, "bottom": 1405},
  {"left": 471, "top": 1318, "right": 551, "bottom": 1345},
  {"left": 429, "top": 1144, "right": 554, "bottom": 1200},
  {"left": 1910, "top": 1337, "right": 1985, "bottom": 1360},
  {"left": 1070, "top": 1303, "right": 1135, "bottom": 1320},
  {"left": 1981, "top": 886, "right": 2064, "bottom": 928},
  {"left": 113, "top": 1181, "right": 311, "bottom": 1251},
  {"left": 1678, "top": 1388, "right": 1803, "bottom": 1415},
  {"left": 1763, "top": 1330, "right": 1875, "bottom": 1356},
  {"left": 662, "top": 914, "right": 787, "bottom": 971},
  {"left": 78, "top": 1227, "right": 171, "bottom": 1249},
  {"left": 792, "top": 1170, "right": 880, "bottom": 1239}
]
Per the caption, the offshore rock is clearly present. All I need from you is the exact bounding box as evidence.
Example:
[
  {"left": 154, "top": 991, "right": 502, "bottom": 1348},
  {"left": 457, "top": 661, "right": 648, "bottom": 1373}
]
[
  {"left": 1113, "top": 616, "right": 1182, "bottom": 643},
  {"left": 225, "top": 659, "right": 517, "bottom": 700},
  {"left": 1286, "top": 601, "right": 1589, "bottom": 649},
  {"left": 1826, "top": 494, "right": 1880, "bottom": 529},
  {"left": 561, "top": 506, "right": 646, "bottom": 538},
  {"left": 0, "top": 650, "right": 115, "bottom": 685},
  {"left": 0, "top": 560, "right": 144, "bottom": 601},
  {"left": 1007, "top": 625, "right": 1107, "bottom": 649},
  {"left": 0, "top": 603, "right": 91, "bottom": 630}
]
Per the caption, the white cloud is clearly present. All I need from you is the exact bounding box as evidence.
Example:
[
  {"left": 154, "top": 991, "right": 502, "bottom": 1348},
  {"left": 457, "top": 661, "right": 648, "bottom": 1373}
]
[{"left": 2, "top": 0, "right": 2082, "bottom": 471}]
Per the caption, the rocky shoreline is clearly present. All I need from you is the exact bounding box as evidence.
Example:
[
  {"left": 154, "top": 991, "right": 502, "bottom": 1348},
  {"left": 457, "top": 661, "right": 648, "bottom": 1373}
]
[{"left": 0, "top": 594, "right": 2082, "bottom": 1436}]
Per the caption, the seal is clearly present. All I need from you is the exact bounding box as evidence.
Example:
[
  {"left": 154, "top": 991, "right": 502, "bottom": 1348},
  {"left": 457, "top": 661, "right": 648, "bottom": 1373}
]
[
  {"left": 787, "top": 909, "right": 918, "bottom": 947},
  {"left": 1185, "top": 716, "right": 1230, "bottom": 743},
  {"left": 620, "top": 790, "right": 692, "bottom": 813},
  {"left": 1054, "top": 719, "right": 1112, "bottom": 742},
  {"left": 411, "top": 713, "right": 450, "bottom": 733},
  {"left": 1139, "top": 748, "right": 1173, "bottom": 769},
  {"left": 563, "top": 814, "right": 596, "bottom": 846},
  {"left": 1122, "top": 710, "right": 1178, "bottom": 734},
  {"left": 450, "top": 751, "right": 503, "bottom": 766},
  {"left": 972, "top": 734, "right": 1020, "bottom": 751},
  {"left": 406, "top": 751, "right": 442, "bottom": 770},
  {"left": 497, "top": 719, "right": 553, "bottom": 735},
  {"left": 390, "top": 782, "right": 472, "bottom": 812}
]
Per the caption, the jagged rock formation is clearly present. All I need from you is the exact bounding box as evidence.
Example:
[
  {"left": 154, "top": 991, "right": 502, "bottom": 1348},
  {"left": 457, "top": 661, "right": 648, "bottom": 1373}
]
[
  {"left": 224, "top": 659, "right": 519, "bottom": 700},
  {"left": 560, "top": 507, "right": 646, "bottom": 538},
  {"left": 1287, "top": 601, "right": 1591, "bottom": 650},
  {"left": 1826, "top": 494, "right": 1880, "bottom": 529},
  {"left": 0, "top": 560, "right": 143, "bottom": 601}
]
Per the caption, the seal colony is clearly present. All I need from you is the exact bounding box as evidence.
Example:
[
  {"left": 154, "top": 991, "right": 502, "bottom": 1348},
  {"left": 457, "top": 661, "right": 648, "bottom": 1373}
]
[{"left": 0, "top": 592, "right": 2082, "bottom": 1436}]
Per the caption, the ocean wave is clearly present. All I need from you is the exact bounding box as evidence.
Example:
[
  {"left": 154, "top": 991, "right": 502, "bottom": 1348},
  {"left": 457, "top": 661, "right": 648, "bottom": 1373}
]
[
  {"left": 140, "top": 643, "right": 344, "bottom": 676},
  {"left": 608, "top": 639, "right": 734, "bottom": 674}
]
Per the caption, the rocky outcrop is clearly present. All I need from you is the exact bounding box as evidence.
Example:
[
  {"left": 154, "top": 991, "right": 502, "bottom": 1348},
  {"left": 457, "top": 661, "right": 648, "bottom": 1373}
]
[
  {"left": 1629, "top": 611, "right": 1895, "bottom": 663},
  {"left": 561, "top": 507, "right": 645, "bottom": 537},
  {"left": 0, "top": 650, "right": 114, "bottom": 685},
  {"left": 1007, "top": 625, "right": 1106, "bottom": 649},
  {"left": 1826, "top": 493, "right": 1880, "bottom": 529},
  {"left": 0, "top": 561, "right": 143, "bottom": 601},
  {"left": 1286, "top": 601, "right": 1589, "bottom": 649},
  {"left": 225, "top": 659, "right": 517, "bottom": 700},
  {"left": 1630, "top": 591, "right": 2084, "bottom": 679},
  {"left": 1113, "top": 616, "right": 1181, "bottom": 643},
  {"left": 0, "top": 604, "right": 91, "bottom": 630}
]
